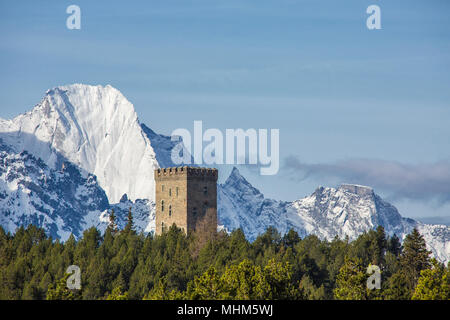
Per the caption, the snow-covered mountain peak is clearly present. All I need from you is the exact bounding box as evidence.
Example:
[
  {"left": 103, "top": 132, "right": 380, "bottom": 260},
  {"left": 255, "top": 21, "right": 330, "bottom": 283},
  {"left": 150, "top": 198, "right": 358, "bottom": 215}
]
[
  {"left": 0, "top": 84, "right": 161, "bottom": 203},
  {"left": 225, "top": 167, "right": 243, "bottom": 183},
  {"left": 300, "top": 184, "right": 400, "bottom": 226},
  {"left": 45, "top": 83, "right": 137, "bottom": 121},
  {"left": 223, "top": 167, "right": 262, "bottom": 196}
]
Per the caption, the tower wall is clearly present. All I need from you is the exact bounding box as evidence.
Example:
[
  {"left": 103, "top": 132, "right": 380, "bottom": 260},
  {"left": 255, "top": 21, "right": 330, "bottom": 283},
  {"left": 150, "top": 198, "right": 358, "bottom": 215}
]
[{"left": 154, "top": 166, "right": 218, "bottom": 235}]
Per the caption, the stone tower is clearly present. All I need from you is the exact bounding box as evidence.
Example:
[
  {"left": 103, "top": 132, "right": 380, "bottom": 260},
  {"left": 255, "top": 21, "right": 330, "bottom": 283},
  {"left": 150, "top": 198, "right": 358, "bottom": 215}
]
[{"left": 154, "top": 166, "right": 218, "bottom": 235}]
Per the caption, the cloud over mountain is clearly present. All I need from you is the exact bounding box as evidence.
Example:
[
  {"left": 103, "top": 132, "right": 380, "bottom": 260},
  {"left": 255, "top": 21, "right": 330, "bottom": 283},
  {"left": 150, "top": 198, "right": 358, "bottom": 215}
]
[{"left": 285, "top": 156, "right": 450, "bottom": 203}]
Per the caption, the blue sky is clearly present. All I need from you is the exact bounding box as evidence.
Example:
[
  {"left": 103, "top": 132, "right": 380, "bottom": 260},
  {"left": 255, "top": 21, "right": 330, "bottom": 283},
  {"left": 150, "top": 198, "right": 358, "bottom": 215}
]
[{"left": 1, "top": 0, "right": 450, "bottom": 223}]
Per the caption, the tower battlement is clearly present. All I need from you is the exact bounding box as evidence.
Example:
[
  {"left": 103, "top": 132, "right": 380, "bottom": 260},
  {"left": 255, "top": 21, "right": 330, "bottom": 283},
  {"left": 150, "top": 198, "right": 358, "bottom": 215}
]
[{"left": 155, "top": 166, "right": 218, "bottom": 178}]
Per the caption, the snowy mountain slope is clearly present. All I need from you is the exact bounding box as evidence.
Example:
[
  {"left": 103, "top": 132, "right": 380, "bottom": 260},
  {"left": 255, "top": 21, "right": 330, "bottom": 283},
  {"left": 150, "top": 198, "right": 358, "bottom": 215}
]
[
  {"left": 0, "top": 136, "right": 155, "bottom": 240},
  {"left": 141, "top": 124, "right": 182, "bottom": 169},
  {"left": 0, "top": 84, "right": 173, "bottom": 203},
  {"left": 415, "top": 223, "right": 450, "bottom": 264},
  {"left": 288, "top": 184, "right": 411, "bottom": 240},
  {"left": 217, "top": 167, "right": 305, "bottom": 240},
  {"left": 217, "top": 168, "right": 450, "bottom": 264},
  {"left": 0, "top": 137, "right": 109, "bottom": 240},
  {"left": 85, "top": 195, "right": 155, "bottom": 237}
]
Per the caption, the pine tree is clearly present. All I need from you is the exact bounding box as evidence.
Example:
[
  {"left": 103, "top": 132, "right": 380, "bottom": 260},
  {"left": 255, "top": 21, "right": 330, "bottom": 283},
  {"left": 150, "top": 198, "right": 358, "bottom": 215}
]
[
  {"left": 333, "top": 257, "right": 368, "bottom": 300},
  {"left": 387, "top": 234, "right": 402, "bottom": 257},
  {"left": 400, "top": 228, "right": 431, "bottom": 293},
  {"left": 124, "top": 207, "right": 135, "bottom": 235},
  {"left": 46, "top": 274, "right": 81, "bottom": 300},
  {"left": 383, "top": 271, "right": 410, "bottom": 300},
  {"left": 220, "top": 259, "right": 264, "bottom": 300},
  {"left": 372, "top": 226, "right": 387, "bottom": 266},
  {"left": 186, "top": 266, "right": 223, "bottom": 300},
  {"left": 108, "top": 209, "right": 118, "bottom": 235},
  {"left": 412, "top": 259, "right": 449, "bottom": 300},
  {"left": 299, "top": 275, "right": 326, "bottom": 300},
  {"left": 144, "top": 279, "right": 185, "bottom": 300},
  {"left": 105, "top": 286, "right": 129, "bottom": 300},
  {"left": 261, "top": 259, "right": 300, "bottom": 299},
  {"left": 282, "top": 229, "right": 300, "bottom": 249}
]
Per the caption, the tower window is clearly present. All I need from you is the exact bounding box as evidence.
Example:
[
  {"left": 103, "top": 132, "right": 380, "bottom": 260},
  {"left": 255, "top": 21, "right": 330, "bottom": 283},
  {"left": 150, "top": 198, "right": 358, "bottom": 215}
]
[
  {"left": 203, "top": 186, "right": 207, "bottom": 195},
  {"left": 169, "top": 188, "right": 172, "bottom": 197},
  {"left": 162, "top": 185, "right": 165, "bottom": 192},
  {"left": 161, "top": 200, "right": 164, "bottom": 212},
  {"left": 169, "top": 205, "right": 172, "bottom": 216},
  {"left": 176, "top": 187, "right": 179, "bottom": 197},
  {"left": 193, "top": 207, "right": 197, "bottom": 216}
]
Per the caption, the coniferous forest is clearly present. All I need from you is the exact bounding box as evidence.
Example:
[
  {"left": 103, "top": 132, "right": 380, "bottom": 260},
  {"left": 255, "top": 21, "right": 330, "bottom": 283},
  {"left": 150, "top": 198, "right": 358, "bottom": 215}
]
[{"left": 0, "top": 210, "right": 448, "bottom": 300}]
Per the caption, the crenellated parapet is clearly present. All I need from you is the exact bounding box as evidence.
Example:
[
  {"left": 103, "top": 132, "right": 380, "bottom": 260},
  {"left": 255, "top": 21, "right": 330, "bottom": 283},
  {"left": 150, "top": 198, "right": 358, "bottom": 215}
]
[{"left": 155, "top": 166, "right": 218, "bottom": 180}]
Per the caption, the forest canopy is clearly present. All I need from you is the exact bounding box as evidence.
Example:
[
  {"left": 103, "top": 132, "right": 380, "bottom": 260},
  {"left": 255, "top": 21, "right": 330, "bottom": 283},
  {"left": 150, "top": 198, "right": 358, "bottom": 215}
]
[{"left": 0, "top": 217, "right": 448, "bottom": 300}]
